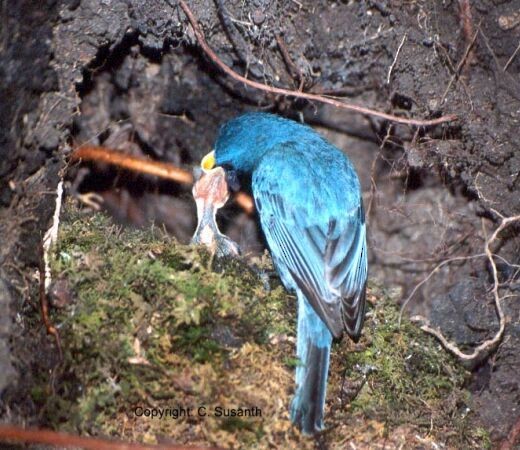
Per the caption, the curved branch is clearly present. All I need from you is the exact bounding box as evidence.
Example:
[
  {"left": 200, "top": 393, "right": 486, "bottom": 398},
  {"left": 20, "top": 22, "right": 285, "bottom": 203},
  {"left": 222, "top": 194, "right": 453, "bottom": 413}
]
[
  {"left": 409, "top": 214, "right": 520, "bottom": 367},
  {"left": 70, "top": 146, "right": 255, "bottom": 215},
  {"left": 71, "top": 146, "right": 194, "bottom": 185},
  {"left": 0, "top": 424, "right": 221, "bottom": 450},
  {"left": 178, "top": 0, "right": 458, "bottom": 127}
]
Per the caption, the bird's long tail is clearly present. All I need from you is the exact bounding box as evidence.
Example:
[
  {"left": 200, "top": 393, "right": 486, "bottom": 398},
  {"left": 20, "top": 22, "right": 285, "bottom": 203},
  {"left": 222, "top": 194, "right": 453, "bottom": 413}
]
[{"left": 290, "top": 294, "right": 333, "bottom": 435}]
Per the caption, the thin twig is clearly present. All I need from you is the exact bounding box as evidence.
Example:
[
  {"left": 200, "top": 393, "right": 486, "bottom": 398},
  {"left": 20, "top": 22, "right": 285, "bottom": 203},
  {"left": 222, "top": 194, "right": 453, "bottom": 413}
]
[
  {"left": 408, "top": 213, "right": 520, "bottom": 366},
  {"left": 479, "top": 29, "right": 520, "bottom": 102},
  {"left": 0, "top": 424, "right": 220, "bottom": 450},
  {"left": 214, "top": 0, "right": 262, "bottom": 79},
  {"left": 435, "top": 41, "right": 474, "bottom": 110},
  {"left": 178, "top": 0, "right": 457, "bottom": 127},
  {"left": 38, "top": 239, "right": 63, "bottom": 362},
  {"left": 70, "top": 146, "right": 255, "bottom": 215},
  {"left": 503, "top": 40, "right": 520, "bottom": 71},
  {"left": 440, "top": 24, "right": 480, "bottom": 104},
  {"left": 234, "top": 192, "right": 254, "bottom": 214},
  {"left": 399, "top": 253, "right": 486, "bottom": 325},
  {"left": 458, "top": 0, "right": 476, "bottom": 70},
  {"left": 386, "top": 34, "right": 407, "bottom": 84},
  {"left": 366, "top": 125, "right": 393, "bottom": 220},
  {"left": 275, "top": 33, "right": 304, "bottom": 90},
  {"left": 72, "top": 146, "right": 194, "bottom": 185}
]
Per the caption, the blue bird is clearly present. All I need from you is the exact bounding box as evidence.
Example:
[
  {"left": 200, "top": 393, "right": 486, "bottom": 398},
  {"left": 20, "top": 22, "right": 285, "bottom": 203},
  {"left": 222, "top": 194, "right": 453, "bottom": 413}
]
[{"left": 201, "top": 112, "right": 368, "bottom": 434}]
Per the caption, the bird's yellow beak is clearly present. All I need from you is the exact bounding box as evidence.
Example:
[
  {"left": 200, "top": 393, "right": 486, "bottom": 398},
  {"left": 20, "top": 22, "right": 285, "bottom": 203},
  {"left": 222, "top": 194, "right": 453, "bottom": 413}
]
[{"left": 201, "top": 150, "right": 216, "bottom": 173}]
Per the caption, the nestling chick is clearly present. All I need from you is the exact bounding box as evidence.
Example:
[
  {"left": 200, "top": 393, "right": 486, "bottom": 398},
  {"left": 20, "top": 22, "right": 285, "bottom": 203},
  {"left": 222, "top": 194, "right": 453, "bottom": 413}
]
[{"left": 191, "top": 166, "right": 241, "bottom": 257}]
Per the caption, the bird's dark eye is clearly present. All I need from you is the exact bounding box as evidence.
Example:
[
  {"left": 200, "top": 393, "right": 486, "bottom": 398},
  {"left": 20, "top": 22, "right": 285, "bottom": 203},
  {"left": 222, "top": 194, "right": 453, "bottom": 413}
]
[{"left": 225, "top": 169, "right": 241, "bottom": 192}]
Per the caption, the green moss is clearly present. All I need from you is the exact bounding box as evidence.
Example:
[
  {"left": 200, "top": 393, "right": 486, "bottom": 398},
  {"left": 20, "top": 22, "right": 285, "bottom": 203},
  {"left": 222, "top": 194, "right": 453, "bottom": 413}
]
[
  {"left": 173, "top": 326, "right": 222, "bottom": 363},
  {"left": 472, "top": 427, "right": 492, "bottom": 449},
  {"left": 39, "top": 203, "right": 488, "bottom": 448},
  {"left": 343, "top": 294, "right": 466, "bottom": 419}
]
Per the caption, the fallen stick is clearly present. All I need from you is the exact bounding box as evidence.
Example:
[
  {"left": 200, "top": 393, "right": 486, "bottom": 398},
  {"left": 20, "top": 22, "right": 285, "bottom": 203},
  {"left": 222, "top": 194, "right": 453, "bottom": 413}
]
[
  {"left": 70, "top": 146, "right": 255, "bottom": 214},
  {"left": 0, "top": 424, "right": 221, "bottom": 450}
]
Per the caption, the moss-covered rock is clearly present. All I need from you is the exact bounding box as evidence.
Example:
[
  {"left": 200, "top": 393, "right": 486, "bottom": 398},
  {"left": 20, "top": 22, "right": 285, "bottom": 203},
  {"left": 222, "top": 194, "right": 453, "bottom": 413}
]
[{"left": 39, "top": 202, "right": 489, "bottom": 449}]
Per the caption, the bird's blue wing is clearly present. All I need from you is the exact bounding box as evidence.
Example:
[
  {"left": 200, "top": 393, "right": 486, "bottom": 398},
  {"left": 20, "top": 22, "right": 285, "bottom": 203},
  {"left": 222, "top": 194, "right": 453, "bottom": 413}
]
[
  {"left": 324, "top": 207, "right": 367, "bottom": 339},
  {"left": 253, "top": 156, "right": 367, "bottom": 339}
]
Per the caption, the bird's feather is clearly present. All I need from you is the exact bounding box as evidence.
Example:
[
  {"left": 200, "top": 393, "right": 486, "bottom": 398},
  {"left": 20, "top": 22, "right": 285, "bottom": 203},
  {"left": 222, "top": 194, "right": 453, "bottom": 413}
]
[
  {"left": 252, "top": 143, "right": 367, "bottom": 339},
  {"left": 214, "top": 113, "right": 368, "bottom": 434}
]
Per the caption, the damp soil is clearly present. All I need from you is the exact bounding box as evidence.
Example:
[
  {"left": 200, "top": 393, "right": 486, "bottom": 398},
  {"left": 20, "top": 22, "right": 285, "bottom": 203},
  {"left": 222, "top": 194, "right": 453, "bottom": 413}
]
[{"left": 0, "top": 0, "right": 519, "bottom": 448}]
